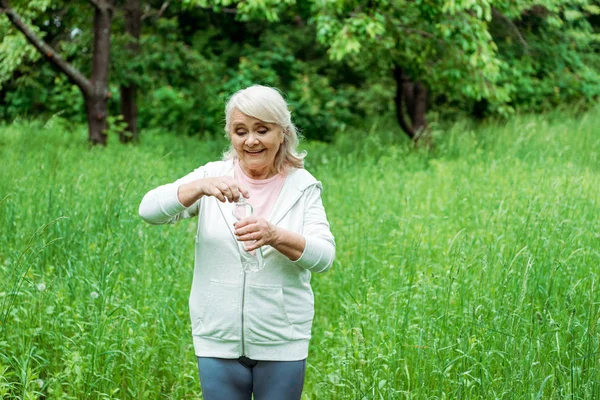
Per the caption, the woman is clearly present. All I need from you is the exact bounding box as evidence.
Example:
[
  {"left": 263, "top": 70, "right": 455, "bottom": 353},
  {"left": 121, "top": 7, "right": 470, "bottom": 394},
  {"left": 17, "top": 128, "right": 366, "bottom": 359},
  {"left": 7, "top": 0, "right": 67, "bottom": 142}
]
[{"left": 139, "top": 85, "right": 336, "bottom": 400}]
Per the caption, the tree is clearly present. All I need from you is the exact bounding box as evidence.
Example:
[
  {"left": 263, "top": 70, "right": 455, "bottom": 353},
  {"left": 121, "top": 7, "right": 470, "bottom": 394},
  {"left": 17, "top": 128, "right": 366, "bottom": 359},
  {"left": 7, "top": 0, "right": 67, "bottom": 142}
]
[
  {"left": 490, "top": 1, "right": 600, "bottom": 113},
  {"left": 311, "top": 0, "right": 600, "bottom": 143},
  {"left": 311, "top": 0, "right": 511, "bottom": 143},
  {"left": 1, "top": 0, "right": 115, "bottom": 145}
]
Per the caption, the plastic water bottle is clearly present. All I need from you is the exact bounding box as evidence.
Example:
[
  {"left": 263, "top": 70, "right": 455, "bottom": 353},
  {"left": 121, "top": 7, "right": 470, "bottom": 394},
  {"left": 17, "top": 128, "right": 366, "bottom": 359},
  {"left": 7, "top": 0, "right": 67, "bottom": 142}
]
[{"left": 233, "top": 197, "right": 265, "bottom": 272}]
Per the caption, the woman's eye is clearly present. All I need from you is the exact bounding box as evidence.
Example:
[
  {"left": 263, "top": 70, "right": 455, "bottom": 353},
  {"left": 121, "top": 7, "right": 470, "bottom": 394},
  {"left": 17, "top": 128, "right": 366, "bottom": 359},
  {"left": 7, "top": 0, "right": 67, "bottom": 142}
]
[
  {"left": 236, "top": 130, "right": 247, "bottom": 136},
  {"left": 257, "top": 129, "right": 268, "bottom": 134}
]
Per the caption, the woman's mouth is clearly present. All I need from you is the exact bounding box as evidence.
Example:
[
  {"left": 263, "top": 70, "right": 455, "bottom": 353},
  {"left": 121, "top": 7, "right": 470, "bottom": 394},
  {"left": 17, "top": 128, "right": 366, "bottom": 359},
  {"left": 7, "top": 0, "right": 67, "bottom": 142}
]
[{"left": 245, "top": 149, "right": 265, "bottom": 155}]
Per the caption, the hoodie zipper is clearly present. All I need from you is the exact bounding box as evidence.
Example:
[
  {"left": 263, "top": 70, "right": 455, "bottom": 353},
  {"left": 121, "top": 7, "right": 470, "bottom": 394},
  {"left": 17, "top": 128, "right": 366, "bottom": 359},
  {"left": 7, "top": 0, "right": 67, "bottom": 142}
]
[{"left": 240, "top": 270, "right": 247, "bottom": 356}]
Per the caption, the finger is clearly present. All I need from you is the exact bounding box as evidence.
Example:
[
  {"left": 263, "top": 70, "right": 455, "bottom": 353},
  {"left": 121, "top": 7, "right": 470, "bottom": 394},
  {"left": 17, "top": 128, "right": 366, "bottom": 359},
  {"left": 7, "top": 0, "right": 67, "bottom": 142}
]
[
  {"left": 238, "top": 185, "right": 250, "bottom": 199},
  {"left": 237, "top": 235, "right": 254, "bottom": 243},
  {"left": 236, "top": 216, "right": 257, "bottom": 229},
  {"left": 234, "top": 221, "right": 257, "bottom": 235},
  {"left": 234, "top": 219, "right": 250, "bottom": 229},
  {"left": 215, "top": 177, "right": 231, "bottom": 196},
  {"left": 211, "top": 187, "right": 226, "bottom": 202},
  {"left": 218, "top": 177, "right": 243, "bottom": 202},
  {"left": 224, "top": 187, "right": 235, "bottom": 203},
  {"left": 245, "top": 240, "right": 263, "bottom": 252},
  {"left": 229, "top": 186, "right": 242, "bottom": 202},
  {"left": 217, "top": 183, "right": 234, "bottom": 202},
  {"left": 235, "top": 226, "right": 256, "bottom": 240},
  {"left": 239, "top": 223, "right": 261, "bottom": 236},
  {"left": 229, "top": 180, "right": 249, "bottom": 201}
]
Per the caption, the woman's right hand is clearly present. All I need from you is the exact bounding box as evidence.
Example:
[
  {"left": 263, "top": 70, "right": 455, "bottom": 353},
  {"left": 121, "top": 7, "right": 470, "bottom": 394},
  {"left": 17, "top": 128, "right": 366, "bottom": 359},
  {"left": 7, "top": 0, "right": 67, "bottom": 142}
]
[
  {"left": 178, "top": 177, "right": 249, "bottom": 207},
  {"left": 196, "top": 177, "right": 249, "bottom": 203}
]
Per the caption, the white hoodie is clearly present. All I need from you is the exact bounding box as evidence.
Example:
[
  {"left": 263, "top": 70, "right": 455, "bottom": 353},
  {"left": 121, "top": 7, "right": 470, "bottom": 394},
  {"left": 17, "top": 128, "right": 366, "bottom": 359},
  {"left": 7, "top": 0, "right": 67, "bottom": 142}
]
[{"left": 139, "top": 159, "right": 336, "bottom": 361}]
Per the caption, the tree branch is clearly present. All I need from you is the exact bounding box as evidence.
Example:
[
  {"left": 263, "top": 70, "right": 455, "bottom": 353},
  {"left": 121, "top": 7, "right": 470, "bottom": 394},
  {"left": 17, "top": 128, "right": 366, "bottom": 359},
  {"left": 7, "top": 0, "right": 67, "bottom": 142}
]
[
  {"left": 397, "top": 25, "right": 448, "bottom": 49},
  {"left": 141, "top": 1, "right": 169, "bottom": 21},
  {"left": 1, "top": 1, "right": 92, "bottom": 95},
  {"left": 157, "top": 1, "right": 169, "bottom": 18},
  {"left": 492, "top": 7, "right": 529, "bottom": 54}
]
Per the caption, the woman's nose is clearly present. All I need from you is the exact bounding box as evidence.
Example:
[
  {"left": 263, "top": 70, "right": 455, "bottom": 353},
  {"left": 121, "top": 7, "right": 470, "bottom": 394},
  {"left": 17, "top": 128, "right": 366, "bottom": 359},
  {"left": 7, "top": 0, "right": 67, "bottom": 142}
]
[{"left": 245, "top": 133, "right": 259, "bottom": 146}]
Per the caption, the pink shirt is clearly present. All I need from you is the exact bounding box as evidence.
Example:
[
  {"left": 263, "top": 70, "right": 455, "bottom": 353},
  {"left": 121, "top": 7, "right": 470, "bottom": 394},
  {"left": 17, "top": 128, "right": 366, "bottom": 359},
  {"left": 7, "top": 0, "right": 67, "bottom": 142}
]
[{"left": 234, "top": 160, "right": 287, "bottom": 220}]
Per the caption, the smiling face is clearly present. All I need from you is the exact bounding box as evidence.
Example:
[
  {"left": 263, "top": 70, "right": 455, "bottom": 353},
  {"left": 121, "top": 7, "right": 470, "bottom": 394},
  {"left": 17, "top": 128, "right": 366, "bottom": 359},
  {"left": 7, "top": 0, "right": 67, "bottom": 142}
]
[{"left": 229, "top": 108, "right": 284, "bottom": 179}]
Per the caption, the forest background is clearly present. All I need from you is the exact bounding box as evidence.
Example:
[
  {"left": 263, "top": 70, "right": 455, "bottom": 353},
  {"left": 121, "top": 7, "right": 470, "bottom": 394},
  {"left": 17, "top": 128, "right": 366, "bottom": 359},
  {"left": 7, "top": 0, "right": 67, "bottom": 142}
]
[
  {"left": 1, "top": 0, "right": 600, "bottom": 399},
  {"left": 1, "top": 0, "right": 599, "bottom": 144}
]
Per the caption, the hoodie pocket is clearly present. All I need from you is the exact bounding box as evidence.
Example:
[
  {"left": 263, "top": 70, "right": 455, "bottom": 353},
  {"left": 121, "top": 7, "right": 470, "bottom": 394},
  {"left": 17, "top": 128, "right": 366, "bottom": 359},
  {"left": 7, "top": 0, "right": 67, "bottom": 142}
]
[
  {"left": 195, "top": 279, "right": 240, "bottom": 341},
  {"left": 245, "top": 283, "right": 293, "bottom": 342}
]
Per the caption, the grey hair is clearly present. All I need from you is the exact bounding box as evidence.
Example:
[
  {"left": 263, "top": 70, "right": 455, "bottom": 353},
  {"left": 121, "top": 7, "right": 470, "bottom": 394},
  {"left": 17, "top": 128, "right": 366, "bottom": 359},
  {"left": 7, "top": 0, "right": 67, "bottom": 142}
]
[{"left": 223, "top": 85, "right": 305, "bottom": 173}]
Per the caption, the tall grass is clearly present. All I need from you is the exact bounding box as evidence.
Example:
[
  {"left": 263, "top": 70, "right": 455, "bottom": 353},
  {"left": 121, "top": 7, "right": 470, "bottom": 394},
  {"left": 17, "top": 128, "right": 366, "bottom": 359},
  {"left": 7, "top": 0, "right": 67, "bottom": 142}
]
[{"left": 0, "top": 108, "right": 598, "bottom": 399}]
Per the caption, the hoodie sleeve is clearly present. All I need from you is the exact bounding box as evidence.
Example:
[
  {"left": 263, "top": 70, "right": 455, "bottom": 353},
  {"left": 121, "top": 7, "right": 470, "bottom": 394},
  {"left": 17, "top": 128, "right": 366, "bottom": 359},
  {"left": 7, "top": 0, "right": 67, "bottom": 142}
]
[
  {"left": 138, "top": 166, "right": 207, "bottom": 225},
  {"left": 293, "top": 184, "right": 336, "bottom": 273}
]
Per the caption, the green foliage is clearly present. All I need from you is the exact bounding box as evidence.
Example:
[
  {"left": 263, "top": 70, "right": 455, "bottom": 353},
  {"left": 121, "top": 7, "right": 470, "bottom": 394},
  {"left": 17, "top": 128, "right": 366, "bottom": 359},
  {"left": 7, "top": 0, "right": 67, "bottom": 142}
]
[
  {"left": 0, "top": 1, "right": 91, "bottom": 89},
  {"left": 493, "top": 1, "right": 600, "bottom": 112},
  {"left": 0, "top": 1, "right": 92, "bottom": 122},
  {"left": 210, "top": 23, "right": 360, "bottom": 140},
  {"left": 312, "top": 0, "right": 511, "bottom": 113},
  {"left": 183, "top": 0, "right": 295, "bottom": 22},
  {"left": 104, "top": 114, "right": 129, "bottom": 140},
  {"left": 111, "top": 5, "right": 367, "bottom": 140},
  {"left": 0, "top": 0, "right": 63, "bottom": 94},
  {"left": 1, "top": 0, "right": 599, "bottom": 140},
  {"left": 312, "top": 0, "right": 600, "bottom": 118},
  {"left": 116, "top": 16, "right": 224, "bottom": 136},
  {"left": 0, "top": 1, "right": 365, "bottom": 140},
  {"left": 1, "top": 107, "right": 599, "bottom": 397},
  {"left": 0, "top": 63, "right": 86, "bottom": 122}
]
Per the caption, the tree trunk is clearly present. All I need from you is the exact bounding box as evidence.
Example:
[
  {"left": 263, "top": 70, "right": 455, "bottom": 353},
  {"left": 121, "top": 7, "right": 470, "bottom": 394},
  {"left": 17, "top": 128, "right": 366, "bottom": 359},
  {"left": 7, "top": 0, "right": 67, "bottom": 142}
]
[
  {"left": 412, "top": 82, "right": 430, "bottom": 144},
  {"left": 393, "top": 65, "right": 415, "bottom": 139},
  {"left": 88, "top": 1, "right": 114, "bottom": 145},
  {"left": 1, "top": 0, "right": 114, "bottom": 146},
  {"left": 120, "top": 0, "right": 141, "bottom": 142},
  {"left": 84, "top": 94, "right": 108, "bottom": 145},
  {"left": 393, "top": 64, "right": 430, "bottom": 145}
]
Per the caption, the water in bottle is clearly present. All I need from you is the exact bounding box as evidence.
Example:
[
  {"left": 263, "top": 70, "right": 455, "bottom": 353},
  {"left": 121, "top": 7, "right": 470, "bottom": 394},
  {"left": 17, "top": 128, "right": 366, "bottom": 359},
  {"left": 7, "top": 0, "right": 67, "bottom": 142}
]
[{"left": 233, "top": 197, "right": 265, "bottom": 272}]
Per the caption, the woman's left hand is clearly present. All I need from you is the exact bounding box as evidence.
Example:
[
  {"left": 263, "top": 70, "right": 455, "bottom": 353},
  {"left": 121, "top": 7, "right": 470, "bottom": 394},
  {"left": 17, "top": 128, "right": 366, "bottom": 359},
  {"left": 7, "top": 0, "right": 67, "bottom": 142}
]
[{"left": 234, "top": 217, "right": 279, "bottom": 251}]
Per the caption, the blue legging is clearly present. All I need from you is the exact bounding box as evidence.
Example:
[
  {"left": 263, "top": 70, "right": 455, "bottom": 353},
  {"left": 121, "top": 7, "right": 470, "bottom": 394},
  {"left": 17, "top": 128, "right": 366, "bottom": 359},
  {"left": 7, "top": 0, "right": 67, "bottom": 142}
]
[{"left": 197, "top": 356, "right": 306, "bottom": 400}]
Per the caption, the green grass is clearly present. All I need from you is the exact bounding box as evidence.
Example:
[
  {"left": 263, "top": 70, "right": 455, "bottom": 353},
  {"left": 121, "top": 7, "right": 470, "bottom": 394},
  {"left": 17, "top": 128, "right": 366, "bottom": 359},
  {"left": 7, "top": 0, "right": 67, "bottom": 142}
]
[{"left": 0, "top": 108, "right": 599, "bottom": 399}]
